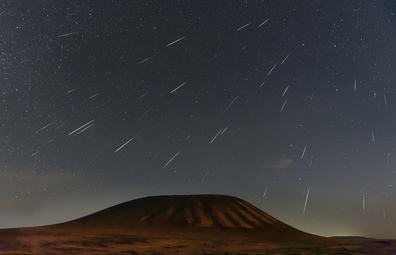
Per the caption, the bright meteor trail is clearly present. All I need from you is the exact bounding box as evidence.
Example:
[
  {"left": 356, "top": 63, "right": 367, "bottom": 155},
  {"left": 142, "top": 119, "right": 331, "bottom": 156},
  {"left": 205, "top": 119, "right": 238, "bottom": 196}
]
[
  {"left": 281, "top": 53, "right": 291, "bottom": 64},
  {"left": 258, "top": 19, "right": 269, "bottom": 27},
  {"left": 166, "top": 36, "right": 187, "bottom": 46},
  {"left": 210, "top": 129, "right": 223, "bottom": 143},
  {"left": 163, "top": 151, "right": 181, "bottom": 168},
  {"left": 236, "top": 22, "right": 251, "bottom": 31},
  {"left": 114, "top": 137, "right": 134, "bottom": 153},
  {"left": 68, "top": 119, "right": 95, "bottom": 136},
  {"left": 263, "top": 187, "right": 268, "bottom": 197},
  {"left": 221, "top": 124, "right": 230, "bottom": 135},
  {"left": 170, "top": 82, "right": 187, "bottom": 93},
  {"left": 282, "top": 85, "right": 290, "bottom": 97},
  {"left": 74, "top": 123, "right": 94, "bottom": 136},
  {"left": 267, "top": 63, "right": 277, "bottom": 76}
]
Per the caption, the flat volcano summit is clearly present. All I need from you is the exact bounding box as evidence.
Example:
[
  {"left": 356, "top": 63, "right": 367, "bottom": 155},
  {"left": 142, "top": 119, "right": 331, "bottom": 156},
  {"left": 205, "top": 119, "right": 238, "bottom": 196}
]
[{"left": 53, "top": 194, "right": 335, "bottom": 244}]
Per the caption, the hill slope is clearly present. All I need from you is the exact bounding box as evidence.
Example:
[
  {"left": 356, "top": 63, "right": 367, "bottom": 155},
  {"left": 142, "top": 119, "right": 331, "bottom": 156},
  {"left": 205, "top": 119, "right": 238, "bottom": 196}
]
[{"left": 52, "top": 194, "right": 336, "bottom": 244}]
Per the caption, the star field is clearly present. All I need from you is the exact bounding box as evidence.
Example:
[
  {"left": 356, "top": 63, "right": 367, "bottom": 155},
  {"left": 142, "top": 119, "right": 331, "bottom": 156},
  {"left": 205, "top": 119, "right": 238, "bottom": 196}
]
[{"left": 1, "top": 1, "right": 396, "bottom": 238}]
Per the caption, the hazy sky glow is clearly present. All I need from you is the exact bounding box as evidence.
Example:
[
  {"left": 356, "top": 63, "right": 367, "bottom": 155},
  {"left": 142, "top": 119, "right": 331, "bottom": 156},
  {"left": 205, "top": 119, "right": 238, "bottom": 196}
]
[{"left": 1, "top": 1, "right": 396, "bottom": 239}]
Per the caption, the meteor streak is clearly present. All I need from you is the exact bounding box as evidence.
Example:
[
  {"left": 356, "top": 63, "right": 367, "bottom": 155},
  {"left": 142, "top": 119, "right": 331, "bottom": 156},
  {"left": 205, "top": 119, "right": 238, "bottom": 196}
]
[
  {"left": 224, "top": 94, "right": 239, "bottom": 113},
  {"left": 68, "top": 119, "right": 95, "bottom": 135},
  {"left": 281, "top": 53, "right": 290, "bottom": 64},
  {"left": 363, "top": 195, "right": 365, "bottom": 210},
  {"left": 166, "top": 36, "right": 187, "bottom": 46},
  {"left": 210, "top": 129, "right": 223, "bottom": 143},
  {"left": 236, "top": 22, "right": 251, "bottom": 31},
  {"left": 384, "top": 94, "right": 387, "bottom": 105},
  {"left": 139, "top": 92, "right": 149, "bottom": 99},
  {"left": 354, "top": 79, "right": 356, "bottom": 91},
  {"left": 140, "top": 106, "right": 156, "bottom": 118},
  {"left": 55, "top": 121, "right": 67, "bottom": 130},
  {"left": 221, "top": 124, "right": 230, "bottom": 135},
  {"left": 89, "top": 93, "right": 99, "bottom": 99},
  {"left": 36, "top": 119, "right": 59, "bottom": 132},
  {"left": 201, "top": 172, "right": 209, "bottom": 182},
  {"left": 66, "top": 89, "right": 75, "bottom": 94},
  {"left": 282, "top": 85, "right": 290, "bottom": 97},
  {"left": 267, "top": 63, "right": 277, "bottom": 76},
  {"left": 114, "top": 137, "right": 134, "bottom": 153},
  {"left": 301, "top": 146, "right": 307, "bottom": 159},
  {"left": 74, "top": 123, "right": 94, "bottom": 136},
  {"left": 138, "top": 55, "right": 155, "bottom": 64},
  {"left": 260, "top": 81, "right": 266, "bottom": 87},
  {"left": 31, "top": 150, "right": 40, "bottom": 156},
  {"left": 258, "top": 19, "right": 269, "bottom": 27},
  {"left": 371, "top": 130, "right": 375, "bottom": 144},
  {"left": 170, "top": 82, "right": 187, "bottom": 93},
  {"left": 163, "top": 151, "right": 181, "bottom": 168},
  {"left": 58, "top": 31, "right": 78, "bottom": 37},
  {"left": 280, "top": 98, "right": 288, "bottom": 112},
  {"left": 241, "top": 43, "right": 249, "bottom": 50},
  {"left": 309, "top": 156, "right": 313, "bottom": 168},
  {"left": 303, "top": 186, "right": 310, "bottom": 214},
  {"left": 139, "top": 58, "right": 148, "bottom": 64},
  {"left": 263, "top": 187, "right": 268, "bottom": 197}
]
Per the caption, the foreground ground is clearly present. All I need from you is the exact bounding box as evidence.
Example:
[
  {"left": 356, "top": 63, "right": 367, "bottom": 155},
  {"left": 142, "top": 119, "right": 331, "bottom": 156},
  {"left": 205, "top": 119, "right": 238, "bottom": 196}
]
[{"left": 0, "top": 228, "right": 395, "bottom": 255}]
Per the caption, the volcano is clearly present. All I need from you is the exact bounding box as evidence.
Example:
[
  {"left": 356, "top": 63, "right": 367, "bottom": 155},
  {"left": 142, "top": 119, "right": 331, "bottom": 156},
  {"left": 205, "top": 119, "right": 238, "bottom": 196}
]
[{"left": 51, "top": 194, "right": 335, "bottom": 244}]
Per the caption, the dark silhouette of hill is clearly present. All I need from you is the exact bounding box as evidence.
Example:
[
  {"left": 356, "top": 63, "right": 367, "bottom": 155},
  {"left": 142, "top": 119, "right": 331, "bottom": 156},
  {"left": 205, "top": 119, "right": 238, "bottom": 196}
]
[{"left": 51, "top": 194, "right": 339, "bottom": 244}]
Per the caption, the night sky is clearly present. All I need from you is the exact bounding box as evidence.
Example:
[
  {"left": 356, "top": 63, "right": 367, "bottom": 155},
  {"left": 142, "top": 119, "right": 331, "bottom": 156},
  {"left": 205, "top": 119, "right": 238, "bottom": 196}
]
[{"left": 1, "top": 0, "right": 396, "bottom": 239}]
